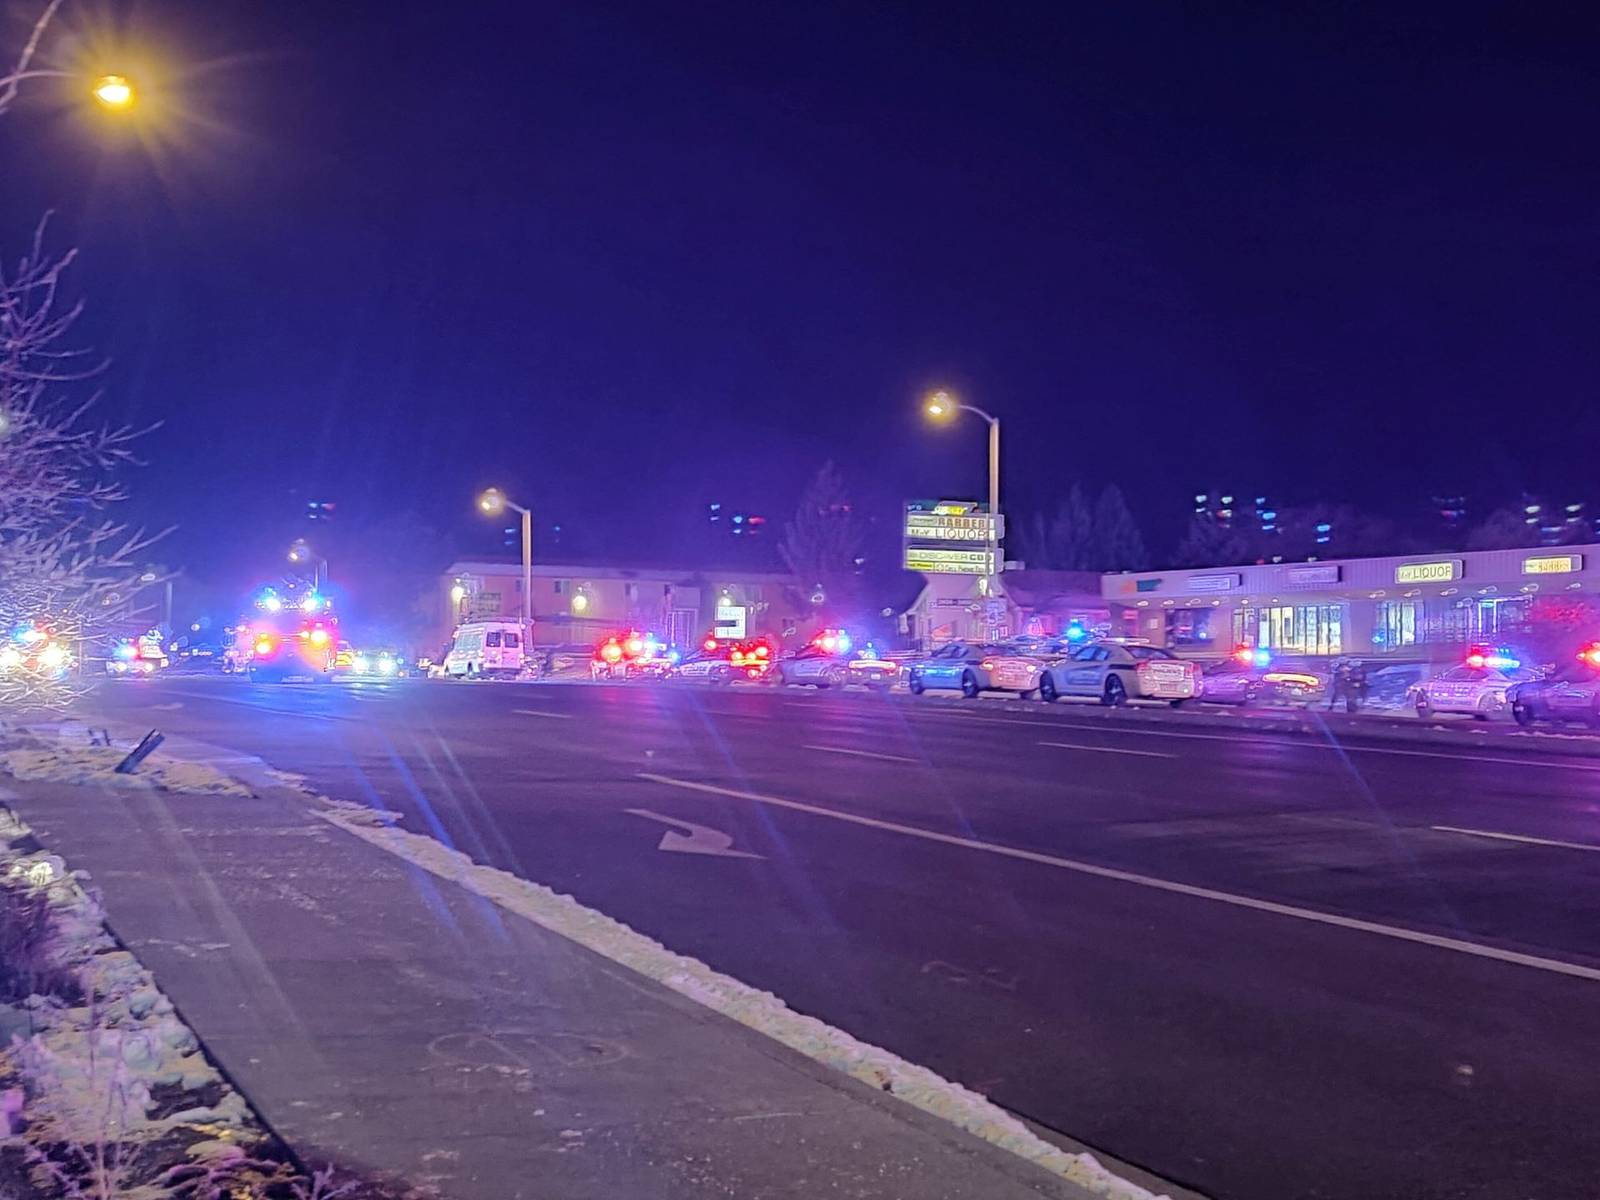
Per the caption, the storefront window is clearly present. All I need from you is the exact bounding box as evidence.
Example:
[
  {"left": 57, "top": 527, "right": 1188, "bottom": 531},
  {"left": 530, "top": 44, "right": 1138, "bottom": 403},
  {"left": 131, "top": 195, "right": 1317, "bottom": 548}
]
[
  {"left": 1373, "top": 601, "right": 1417, "bottom": 649},
  {"left": 1166, "top": 608, "right": 1215, "bottom": 647},
  {"left": 1236, "top": 604, "right": 1344, "bottom": 655}
]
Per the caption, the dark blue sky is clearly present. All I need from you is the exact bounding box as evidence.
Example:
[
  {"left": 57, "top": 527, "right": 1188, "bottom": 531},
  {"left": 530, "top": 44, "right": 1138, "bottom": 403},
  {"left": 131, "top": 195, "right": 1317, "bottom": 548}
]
[{"left": 4, "top": 0, "right": 1599, "bottom": 607}]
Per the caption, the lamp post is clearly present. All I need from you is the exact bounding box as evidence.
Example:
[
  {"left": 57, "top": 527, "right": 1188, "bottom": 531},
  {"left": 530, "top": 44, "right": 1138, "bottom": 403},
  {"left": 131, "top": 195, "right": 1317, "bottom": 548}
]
[
  {"left": 287, "top": 540, "right": 327, "bottom": 592},
  {"left": 923, "top": 389, "right": 1002, "bottom": 588},
  {"left": 477, "top": 488, "right": 532, "bottom": 666}
]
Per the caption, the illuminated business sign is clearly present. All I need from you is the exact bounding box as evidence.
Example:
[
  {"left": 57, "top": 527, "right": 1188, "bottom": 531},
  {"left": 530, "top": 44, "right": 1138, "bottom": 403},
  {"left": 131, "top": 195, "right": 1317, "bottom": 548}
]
[
  {"left": 903, "top": 512, "right": 1003, "bottom": 542},
  {"left": 904, "top": 547, "right": 997, "bottom": 575},
  {"left": 1286, "top": 564, "right": 1341, "bottom": 585},
  {"left": 1395, "top": 560, "right": 1462, "bottom": 584},
  {"left": 713, "top": 604, "right": 746, "bottom": 639},
  {"left": 1522, "top": 554, "right": 1583, "bottom": 575},
  {"left": 1186, "top": 573, "right": 1242, "bottom": 593}
]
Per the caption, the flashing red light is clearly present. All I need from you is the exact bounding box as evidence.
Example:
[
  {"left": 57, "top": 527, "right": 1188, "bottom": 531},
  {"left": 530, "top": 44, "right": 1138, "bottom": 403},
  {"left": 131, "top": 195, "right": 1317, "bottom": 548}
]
[
  {"left": 704, "top": 637, "right": 718, "bottom": 652},
  {"left": 1233, "top": 645, "right": 1255, "bottom": 665},
  {"left": 253, "top": 637, "right": 274, "bottom": 656},
  {"left": 755, "top": 643, "right": 769, "bottom": 658},
  {"left": 625, "top": 637, "right": 643, "bottom": 656},
  {"left": 1581, "top": 643, "right": 1600, "bottom": 668},
  {"left": 1465, "top": 652, "right": 1486, "bottom": 668},
  {"left": 600, "top": 641, "right": 623, "bottom": 663}
]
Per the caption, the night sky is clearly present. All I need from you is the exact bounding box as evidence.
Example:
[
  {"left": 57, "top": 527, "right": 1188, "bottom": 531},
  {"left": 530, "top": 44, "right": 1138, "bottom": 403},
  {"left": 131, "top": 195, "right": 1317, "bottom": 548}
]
[{"left": 4, "top": 0, "right": 1599, "bottom": 621}]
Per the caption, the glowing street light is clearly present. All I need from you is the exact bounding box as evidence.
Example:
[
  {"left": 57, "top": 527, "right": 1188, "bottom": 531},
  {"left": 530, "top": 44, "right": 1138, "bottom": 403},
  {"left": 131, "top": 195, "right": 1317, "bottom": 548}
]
[
  {"left": 475, "top": 489, "right": 532, "bottom": 668},
  {"left": 91, "top": 74, "right": 133, "bottom": 109},
  {"left": 924, "top": 390, "right": 955, "bottom": 421},
  {"left": 287, "top": 540, "right": 327, "bottom": 590},
  {"left": 921, "top": 388, "right": 1002, "bottom": 588}
]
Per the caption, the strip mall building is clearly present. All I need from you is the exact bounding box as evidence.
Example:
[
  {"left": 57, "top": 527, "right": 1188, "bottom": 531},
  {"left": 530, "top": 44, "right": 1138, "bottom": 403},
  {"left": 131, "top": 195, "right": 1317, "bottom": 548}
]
[{"left": 1101, "top": 545, "right": 1600, "bottom": 661}]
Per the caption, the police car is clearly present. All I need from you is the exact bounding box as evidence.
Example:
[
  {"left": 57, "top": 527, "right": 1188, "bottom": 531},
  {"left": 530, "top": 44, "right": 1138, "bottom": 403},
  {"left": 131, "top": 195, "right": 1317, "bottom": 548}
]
[
  {"left": 1037, "top": 641, "right": 1199, "bottom": 706},
  {"left": 1199, "top": 647, "right": 1326, "bottom": 706},
  {"left": 774, "top": 630, "right": 897, "bottom": 689},
  {"left": 1508, "top": 644, "right": 1600, "bottom": 727},
  {"left": 1413, "top": 647, "right": 1536, "bottom": 720},
  {"left": 671, "top": 638, "right": 773, "bottom": 684},
  {"left": 592, "top": 631, "right": 673, "bottom": 681},
  {"left": 905, "top": 642, "right": 1044, "bottom": 698}
]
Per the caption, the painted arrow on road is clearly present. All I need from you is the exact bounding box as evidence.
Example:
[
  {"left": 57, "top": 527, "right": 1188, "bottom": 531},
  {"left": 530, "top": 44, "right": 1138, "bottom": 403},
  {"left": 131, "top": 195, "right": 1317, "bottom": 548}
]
[{"left": 624, "top": 809, "right": 764, "bottom": 859}]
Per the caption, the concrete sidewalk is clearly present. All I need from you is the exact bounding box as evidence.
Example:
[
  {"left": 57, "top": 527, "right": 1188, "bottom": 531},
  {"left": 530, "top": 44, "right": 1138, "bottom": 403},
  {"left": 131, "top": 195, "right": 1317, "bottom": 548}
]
[{"left": 0, "top": 773, "right": 1122, "bottom": 1200}]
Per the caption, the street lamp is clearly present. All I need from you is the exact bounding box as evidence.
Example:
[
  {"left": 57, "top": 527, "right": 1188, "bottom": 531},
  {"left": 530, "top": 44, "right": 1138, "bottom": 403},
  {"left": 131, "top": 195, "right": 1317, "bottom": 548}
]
[
  {"left": 287, "top": 540, "right": 327, "bottom": 591},
  {"left": 91, "top": 74, "right": 133, "bottom": 109},
  {"left": 477, "top": 488, "right": 532, "bottom": 667},
  {"left": 922, "top": 389, "right": 1002, "bottom": 586}
]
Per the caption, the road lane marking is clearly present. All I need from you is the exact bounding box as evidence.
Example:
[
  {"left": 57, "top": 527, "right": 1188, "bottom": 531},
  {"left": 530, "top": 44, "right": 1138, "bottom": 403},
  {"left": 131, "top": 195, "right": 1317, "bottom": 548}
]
[
  {"left": 637, "top": 772, "right": 1600, "bottom": 984},
  {"left": 512, "top": 708, "right": 574, "bottom": 720},
  {"left": 803, "top": 745, "right": 920, "bottom": 764},
  {"left": 917, "top": 711, "right": 1600, "bottom": 770},
  {"left": 625, "top": 808, "right": 764, "bottom": 858},
  {"left": 1432, "top": 826, "right": 1600, "bottom": 853},
  {"left": 158, "top": 689, "right": 346, "bottom": 722},
  {"left": 1038, "top": 741, "right": 1175, "bottom": 759}
]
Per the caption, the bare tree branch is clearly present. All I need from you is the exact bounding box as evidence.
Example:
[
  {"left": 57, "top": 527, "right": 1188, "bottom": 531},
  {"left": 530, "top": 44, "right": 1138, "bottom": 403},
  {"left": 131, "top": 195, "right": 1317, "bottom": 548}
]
[
  {"left": 0, "top": 0, "right": 66, "bottom": 116},
  {"left": 1, "top": 218, "right": 163, "bottom": 710}
]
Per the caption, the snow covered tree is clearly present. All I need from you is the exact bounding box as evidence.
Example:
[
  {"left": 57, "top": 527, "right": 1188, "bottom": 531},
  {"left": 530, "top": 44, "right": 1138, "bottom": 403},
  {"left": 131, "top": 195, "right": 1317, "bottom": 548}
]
[{"left": 0, "top": 221, "right": 160, "bottom": 709}]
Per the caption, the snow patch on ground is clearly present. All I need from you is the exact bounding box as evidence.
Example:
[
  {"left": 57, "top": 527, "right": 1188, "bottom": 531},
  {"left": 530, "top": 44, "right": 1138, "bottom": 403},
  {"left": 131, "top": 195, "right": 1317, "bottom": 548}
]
[
  {"left": 0, "top": 737, "right": 253, "bottom": 797},
  {"left": 315, "top": 803, "right": 1168, "bottom": 1200},
  {"left": 1, "top": 808, "right": 254, "bottom": 1148}
]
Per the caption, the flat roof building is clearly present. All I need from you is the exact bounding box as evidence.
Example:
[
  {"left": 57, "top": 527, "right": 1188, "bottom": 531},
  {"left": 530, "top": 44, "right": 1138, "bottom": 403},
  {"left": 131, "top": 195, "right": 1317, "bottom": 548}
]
[{"left": 1103, "top": 545, "right": 1600, "bottom": 661}]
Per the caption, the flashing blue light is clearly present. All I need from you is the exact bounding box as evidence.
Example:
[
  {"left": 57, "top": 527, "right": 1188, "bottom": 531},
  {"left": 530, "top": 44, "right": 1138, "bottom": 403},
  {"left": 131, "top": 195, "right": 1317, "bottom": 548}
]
[
  {"left": 114, "top": 642, "right": 137, "bottom": 661},
  {"left": 1064, "top": 621, "right": 1089, "bottom": 642},
  {"left": 667, "top": 650, "right": 682, "bottom": 664},
  {"left": 300, "top": 593, "right": 321, "bottom": 613},
  {"left": 1252, "top": 648, "right": 1271, "bottom": 668}
]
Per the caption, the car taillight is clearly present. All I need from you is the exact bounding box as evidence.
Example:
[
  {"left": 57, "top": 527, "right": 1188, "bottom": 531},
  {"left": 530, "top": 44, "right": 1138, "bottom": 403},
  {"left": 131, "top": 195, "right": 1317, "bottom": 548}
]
[
  {"left": 981, "top": 659, "right": 996, "bottom": 670},
  {"left": 254, "top": 637, "right": 274, "bottom": 655}
]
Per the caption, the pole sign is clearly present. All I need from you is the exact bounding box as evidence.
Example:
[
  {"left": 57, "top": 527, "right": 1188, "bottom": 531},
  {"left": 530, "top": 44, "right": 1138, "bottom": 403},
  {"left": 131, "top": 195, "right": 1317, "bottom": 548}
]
[
  {"left": 713, "top": 604, "right": 746, "bottom": 639},
  {"left": 904, "top": 547, "right": 997, "bottom": 575},
  {"left": 904, "top": 500, "right": 1004, "bottom": 575}
]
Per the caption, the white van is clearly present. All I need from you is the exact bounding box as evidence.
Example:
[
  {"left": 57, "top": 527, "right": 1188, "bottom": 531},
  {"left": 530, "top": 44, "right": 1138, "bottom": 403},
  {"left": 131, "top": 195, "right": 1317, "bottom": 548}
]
[{"left": 443, "top": 622, "right": 526, "bottom": 678}]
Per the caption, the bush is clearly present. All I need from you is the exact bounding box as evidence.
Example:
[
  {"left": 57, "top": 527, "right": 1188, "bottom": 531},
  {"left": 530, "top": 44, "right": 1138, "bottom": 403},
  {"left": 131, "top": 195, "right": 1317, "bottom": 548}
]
[{"left": 0, "top": 880, "right": 78, "bottom": 1005}]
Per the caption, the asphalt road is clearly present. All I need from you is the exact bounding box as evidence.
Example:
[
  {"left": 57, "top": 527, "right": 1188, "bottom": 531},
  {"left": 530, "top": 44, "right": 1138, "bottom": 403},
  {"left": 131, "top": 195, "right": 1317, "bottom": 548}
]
[{"left": 80, "top": 676, "right": 1600, "bottom": 1200}]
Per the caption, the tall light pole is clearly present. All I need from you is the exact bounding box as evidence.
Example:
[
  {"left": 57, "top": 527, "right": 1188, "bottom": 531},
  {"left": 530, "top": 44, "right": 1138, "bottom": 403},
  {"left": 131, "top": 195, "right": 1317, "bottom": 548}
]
[
  {"left": 477, "top": 488, "right": 531, "bottom": 667},
  {"left": 287, "top": 540, "right": 327, "bottom": 592},
  {"left": 923, "top": 390, "right": 1002, "bottom": 590}
]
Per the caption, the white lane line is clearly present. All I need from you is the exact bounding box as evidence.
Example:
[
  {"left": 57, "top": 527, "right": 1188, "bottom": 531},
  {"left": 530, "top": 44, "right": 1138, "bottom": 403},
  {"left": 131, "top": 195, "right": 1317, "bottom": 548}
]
[
  {"left": 637, "top": 772, "right": 1600, "bottom": 985},
  {"left": 920, "top": 712, "right": 1600, "bottom": 770},
  {"left": 1039, "top": 741, "right": 1175, "bottom": 759},
  {"left": 1340, "top": 745, "right": 1600, "bottom": 770},
  {"left": 512, "top": 708, "right": 574, "bottom": 720},
  {"left": 803, "top": 744, "right": 920, "bottom": 764},
  {"left": 1432, "top": 826, "right": 1600, "bottom": 853}
]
